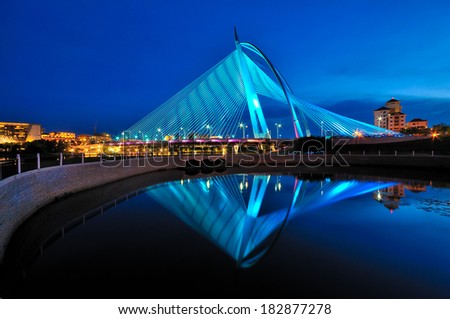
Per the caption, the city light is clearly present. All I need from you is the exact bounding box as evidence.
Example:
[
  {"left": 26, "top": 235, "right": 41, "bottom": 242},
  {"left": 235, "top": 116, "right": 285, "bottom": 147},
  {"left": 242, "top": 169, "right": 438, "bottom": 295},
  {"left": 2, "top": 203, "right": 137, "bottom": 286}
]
[
  {"left": 205, "top": 124, "right": 212, "bottom": 138},
  {"left": 239, "top": 123, "right": 248, "bottom": 139},
  {"left": 180, "top": 127, "right": 184, "bottom": 139},
  {"left": 275, "top": 123, "right": 282, "bottom": 138}
]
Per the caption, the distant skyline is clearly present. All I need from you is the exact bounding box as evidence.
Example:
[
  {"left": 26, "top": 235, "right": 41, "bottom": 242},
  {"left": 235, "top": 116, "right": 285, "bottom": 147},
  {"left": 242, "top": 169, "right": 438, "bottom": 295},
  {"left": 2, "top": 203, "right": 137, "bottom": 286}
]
[{"left": 1, "top": 0, "right": 450, "bottom": 135}]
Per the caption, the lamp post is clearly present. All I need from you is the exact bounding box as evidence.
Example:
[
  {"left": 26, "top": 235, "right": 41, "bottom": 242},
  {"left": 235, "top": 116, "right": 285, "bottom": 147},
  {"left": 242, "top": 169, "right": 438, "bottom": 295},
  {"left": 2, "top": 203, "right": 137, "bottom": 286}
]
[
  {"left": 205, "top": 124, "right": 212, "bottom": 139},
  {"left": 121, "top": 131, "right": 125, "bottom": 157},
  {"left": 275, "top": 123, "right": 282, "bottom": 138},
  {"left": 377, "top": 116, "right": 383, "bottom": 134},
  {"left": 320, "top": 121, "right": 324, "bottom": 137},
  {"left": 355, "top": 130, "right": 362, "bottom": 143},
  {"left": 157, "top": 128, "right": 161, "bottom": 141},
  {"left": 144, "top": 134, "right": 148, "bottom": 154},
  {"left": 239, "top": 123, "right": 247, "bottom": 139},
  {"left": 180, "top": 127, "right": 184, "bottom": 140}
]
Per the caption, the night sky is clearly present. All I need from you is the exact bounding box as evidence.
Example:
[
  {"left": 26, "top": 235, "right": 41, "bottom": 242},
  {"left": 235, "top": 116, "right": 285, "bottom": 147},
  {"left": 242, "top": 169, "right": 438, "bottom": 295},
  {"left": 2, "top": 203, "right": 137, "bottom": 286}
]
[{"left": 1, "top": 0, "right": 450, "bottom": 135}]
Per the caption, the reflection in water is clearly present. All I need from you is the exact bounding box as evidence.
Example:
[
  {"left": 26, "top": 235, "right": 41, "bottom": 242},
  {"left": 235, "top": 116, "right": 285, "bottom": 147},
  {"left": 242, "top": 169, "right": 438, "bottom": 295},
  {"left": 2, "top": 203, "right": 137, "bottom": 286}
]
[
  {"left": 374, "top": 184, "right": 406, "bottom": 213},
  {"left": 3, "top": 172, "right": 450, "bottom": 298},
  {"left": 373, "top": 181, "right": 450, "bottom": 217},
  {"left": 145, "top": 174, "right": 394, "bottom": 267}
]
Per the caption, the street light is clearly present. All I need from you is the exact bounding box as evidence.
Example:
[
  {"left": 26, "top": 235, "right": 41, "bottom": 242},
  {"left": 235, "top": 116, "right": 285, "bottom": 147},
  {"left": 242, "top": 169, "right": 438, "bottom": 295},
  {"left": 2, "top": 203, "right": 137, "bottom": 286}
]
[
  {"left": 157, "top": 128, "right": 161, "bottom": 141},
  {"left": 121, "top": 131, "right": 125, "bottom": 156},
  {"left": 180, "top": 127, "right": 184, "bottom": 140},
  {"left": 320, "top": 121, "right": 324, "bottom": 137},
  {"left": 205, "top": 124, "right": 212, "bottom": 139},
  {"left": 143, "top": 134, "right": 148, "bottom": 152},
  {"left": 239, "top": 123, "right": 247, "bottom": 139},
  {"left": 275, "top": 123, "right": 282, "bottom": 138}
]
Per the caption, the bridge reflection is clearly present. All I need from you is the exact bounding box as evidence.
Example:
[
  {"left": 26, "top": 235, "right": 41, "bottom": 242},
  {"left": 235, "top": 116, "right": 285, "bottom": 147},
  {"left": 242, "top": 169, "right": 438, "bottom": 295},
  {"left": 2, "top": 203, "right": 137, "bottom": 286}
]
[
  {"left": 0, "top": 172, "right": 395, "bottom": 297},
  {"left": 145, "top": 174, "right": 394, "bottom": 267}
]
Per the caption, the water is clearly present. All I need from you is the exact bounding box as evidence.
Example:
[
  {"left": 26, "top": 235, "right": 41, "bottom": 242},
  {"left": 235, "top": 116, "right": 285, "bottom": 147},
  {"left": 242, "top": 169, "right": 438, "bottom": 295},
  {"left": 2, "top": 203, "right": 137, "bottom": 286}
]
[{"left": 2, "top": 172, "right": 450, "bottom": 298}]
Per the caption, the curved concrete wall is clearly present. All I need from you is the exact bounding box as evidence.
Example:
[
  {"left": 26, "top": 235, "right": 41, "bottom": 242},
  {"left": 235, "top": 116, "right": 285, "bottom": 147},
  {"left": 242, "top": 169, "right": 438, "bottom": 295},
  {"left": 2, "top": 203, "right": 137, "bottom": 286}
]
[{"left": 0, "top": 157, "right": 184, "bottom": 263}]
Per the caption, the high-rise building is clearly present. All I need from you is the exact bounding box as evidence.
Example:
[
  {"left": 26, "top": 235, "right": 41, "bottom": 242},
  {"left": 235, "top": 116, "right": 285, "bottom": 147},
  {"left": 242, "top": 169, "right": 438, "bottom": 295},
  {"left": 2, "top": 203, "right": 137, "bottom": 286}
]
[
  {"left": 374, "top": 98, "right": 406, "bottom": 132},
  {"left": 373, "top": 106, "right": 389, "bottom": 129},
  {"left": 0, "top": 121, "right": 41, "bottom": 143}
]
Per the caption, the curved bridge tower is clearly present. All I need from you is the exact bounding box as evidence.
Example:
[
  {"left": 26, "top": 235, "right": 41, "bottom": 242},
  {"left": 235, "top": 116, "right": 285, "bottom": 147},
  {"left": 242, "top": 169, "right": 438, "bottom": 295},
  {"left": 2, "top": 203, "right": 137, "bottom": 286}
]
[
  {"left": 235, "top": 28, "right": 310, "bottom": 138},
  {"left": 234, "top": 28, "right": 270, "bottom": 138}
]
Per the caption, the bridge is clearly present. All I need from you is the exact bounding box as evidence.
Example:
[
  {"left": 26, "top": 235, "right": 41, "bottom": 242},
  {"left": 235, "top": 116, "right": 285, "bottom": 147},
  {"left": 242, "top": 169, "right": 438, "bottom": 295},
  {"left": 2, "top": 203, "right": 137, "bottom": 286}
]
[{"left": 125, "top": 28, "right": 395, "bottom": 141}]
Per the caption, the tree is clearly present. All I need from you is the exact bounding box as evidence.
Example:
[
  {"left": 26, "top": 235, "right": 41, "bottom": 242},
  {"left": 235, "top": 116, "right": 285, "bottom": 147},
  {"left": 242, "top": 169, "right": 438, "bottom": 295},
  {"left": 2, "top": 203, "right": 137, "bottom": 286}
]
[
  {"left": 400, "top": 127, "right": 431, "bottom": 136},
  {"left": 23, "top": 140, "right": 69, "bottom": 154},
  {"left": 432, "top": 123, "right": 450, "bottom": 136}
]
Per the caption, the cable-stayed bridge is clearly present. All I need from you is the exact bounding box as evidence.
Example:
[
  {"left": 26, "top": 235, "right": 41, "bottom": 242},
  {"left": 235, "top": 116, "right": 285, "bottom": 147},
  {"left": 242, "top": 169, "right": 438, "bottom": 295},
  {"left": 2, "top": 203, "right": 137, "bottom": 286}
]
[{"left": 126, "top": 29, "right": 395, "bottom": 140}]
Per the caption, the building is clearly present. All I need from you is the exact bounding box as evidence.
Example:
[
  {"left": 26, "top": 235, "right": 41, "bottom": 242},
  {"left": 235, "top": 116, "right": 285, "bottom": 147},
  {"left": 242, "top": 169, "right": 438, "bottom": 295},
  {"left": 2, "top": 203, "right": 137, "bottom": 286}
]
[
  {"left": 76, "top": 133, "right": 111, "bottom": 145},
  {"left": 41, "top": 131, "right": 76, "bottom": 143},
  {"left": 0, "top": 121, "right": 41, "bottom": 143},
  {"left": 77, "top": 134, "right": 94, "bottom": 145},
  {"left": 388, "top": 111, "right": 407, "bottom": 132},
  {"left": 373, "top": 106, "right": 389, "bottom": 129},
  {"left": 374, "top": 98, "right": 407, "bottom": 132},
  {"left": 407, "top": 118, "right": 428, "bottom": 129},
  {"left": 93, "top": 133, "right": 112, "bottom": 143},
  {"left": 72, "top": 143, "right": 105, "bottom": 157}
]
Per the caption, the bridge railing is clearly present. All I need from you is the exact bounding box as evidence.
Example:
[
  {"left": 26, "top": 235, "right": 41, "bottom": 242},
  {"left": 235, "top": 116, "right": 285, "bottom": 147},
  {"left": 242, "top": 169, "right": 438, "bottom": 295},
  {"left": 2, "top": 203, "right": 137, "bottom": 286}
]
[
  {"left": 0, "top": 153, "right": 106, "bottom": 181},
  {"left": 1, "top": 145, "right": 447, "bottom": 181}
]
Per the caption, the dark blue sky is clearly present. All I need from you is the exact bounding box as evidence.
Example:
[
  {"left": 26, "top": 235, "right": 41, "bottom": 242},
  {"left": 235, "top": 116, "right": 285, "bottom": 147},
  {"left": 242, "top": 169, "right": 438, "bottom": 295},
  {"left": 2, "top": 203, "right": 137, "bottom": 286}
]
[{"left": 1, "top": 0, "right": 450, "bottom": 134}]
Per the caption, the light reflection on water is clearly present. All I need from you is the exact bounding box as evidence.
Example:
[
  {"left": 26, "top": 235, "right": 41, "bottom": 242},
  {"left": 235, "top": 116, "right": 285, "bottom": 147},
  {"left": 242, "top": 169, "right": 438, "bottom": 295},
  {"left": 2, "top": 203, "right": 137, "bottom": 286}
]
[
  {"left": 2, "top": 173, "right": 450, "bottom": 298},
  {"left": 143, "top": 174, "right": 395, "bottom": 268}
]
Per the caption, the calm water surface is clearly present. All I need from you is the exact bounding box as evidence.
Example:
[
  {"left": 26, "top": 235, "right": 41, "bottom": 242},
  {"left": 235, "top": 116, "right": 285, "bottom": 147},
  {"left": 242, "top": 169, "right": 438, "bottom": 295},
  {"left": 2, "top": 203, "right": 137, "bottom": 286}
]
[{"left": 2, "top": 172, "right": 450, "bottom": 298}]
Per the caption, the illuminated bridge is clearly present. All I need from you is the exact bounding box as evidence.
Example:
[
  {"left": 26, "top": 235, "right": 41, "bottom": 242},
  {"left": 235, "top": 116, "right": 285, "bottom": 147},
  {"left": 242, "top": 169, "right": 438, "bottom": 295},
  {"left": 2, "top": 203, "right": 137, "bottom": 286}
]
[{"left": 125, "top": 28, "right": 395, "bottom": 140}]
